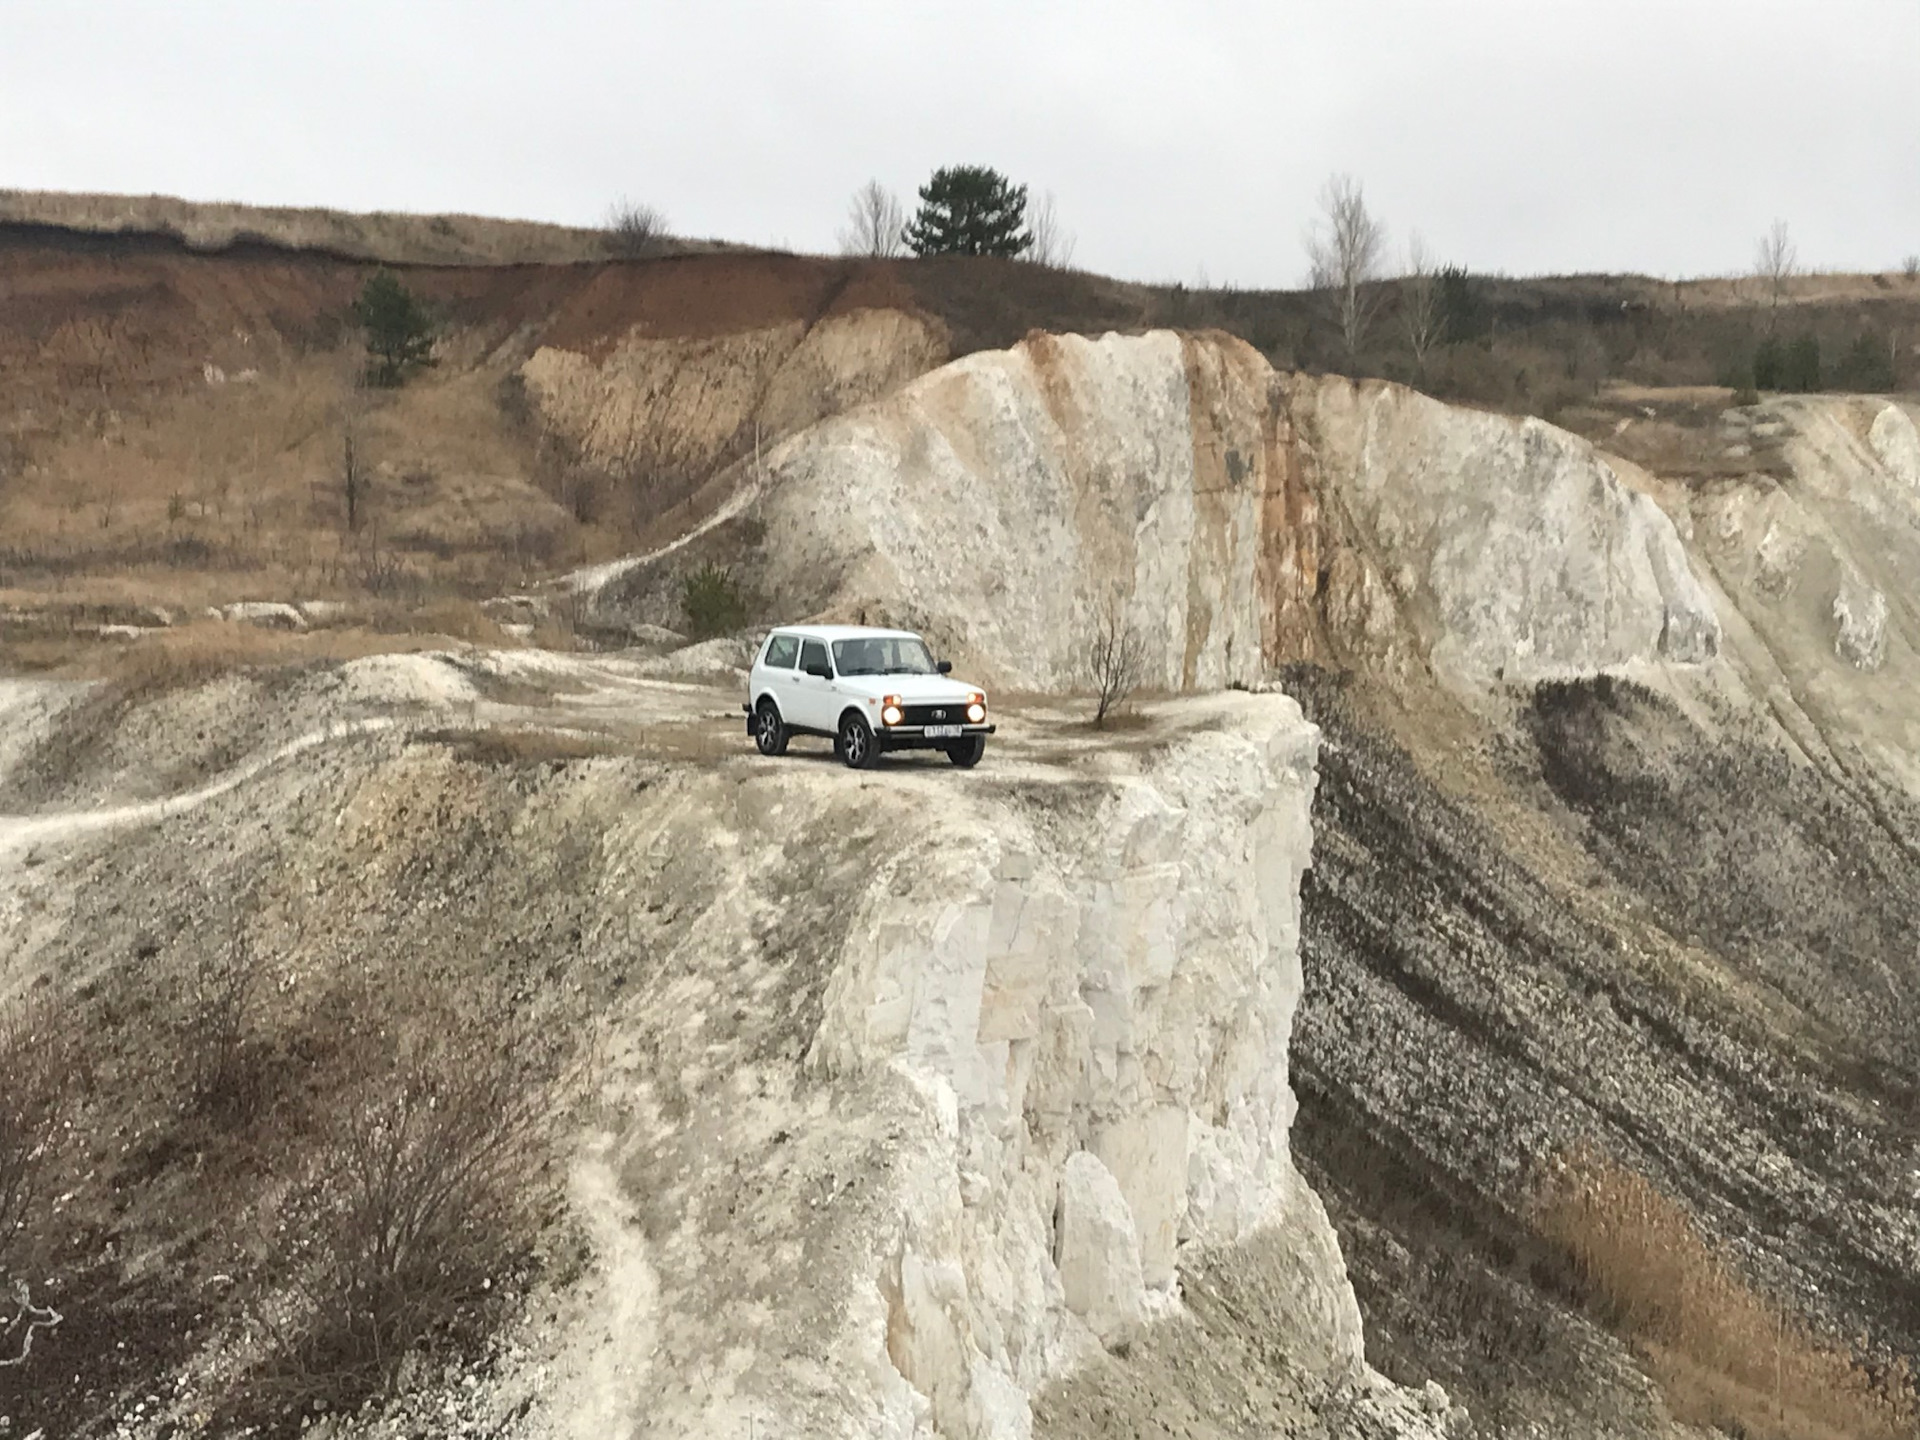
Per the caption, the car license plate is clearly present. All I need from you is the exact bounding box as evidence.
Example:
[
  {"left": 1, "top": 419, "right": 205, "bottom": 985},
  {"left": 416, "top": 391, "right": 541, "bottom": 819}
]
[{"left": 924, "top": 724, "right": 962, "bottom": 738}]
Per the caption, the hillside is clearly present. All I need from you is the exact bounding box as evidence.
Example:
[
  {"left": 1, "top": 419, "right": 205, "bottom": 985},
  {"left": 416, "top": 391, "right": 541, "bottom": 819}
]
[{"left": 2, "top": 196, "right": 1920, "bottom": 1440}]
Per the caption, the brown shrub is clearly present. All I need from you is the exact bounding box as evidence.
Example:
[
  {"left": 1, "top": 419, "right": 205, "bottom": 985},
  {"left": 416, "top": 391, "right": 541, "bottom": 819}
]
[
  {"left": 179, "top": 931, "right": 270, "bottom": 1126},
  {"left": 252, "top": 983, "right": 567, "bottom": 1418},
  {"left": 1532, "top": 1142, "right": 1915, "bottom": 1440},
  {"left": 0, "top": 996, "right": 84, "bottom": 1276}
]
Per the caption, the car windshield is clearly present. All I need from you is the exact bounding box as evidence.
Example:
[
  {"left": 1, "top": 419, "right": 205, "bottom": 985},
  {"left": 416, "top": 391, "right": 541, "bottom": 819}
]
[{"left": 831, "top": 635, "right": 939, "bottom": 677}]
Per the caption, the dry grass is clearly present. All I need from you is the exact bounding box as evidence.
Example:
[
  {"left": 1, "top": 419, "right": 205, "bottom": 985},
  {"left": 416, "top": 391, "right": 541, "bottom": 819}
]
[
  {"left": 1, "top": 190, "right": 614, "bottom": 266},
  {"left": 1532, "top": 1142, "right": 1916, "bottom": 1440},
  {"left": 0, "top": 603, "right": 580, "bottom": 685},
  {"left": 433, "top": 726, "right": 632, "bottom": 766}
]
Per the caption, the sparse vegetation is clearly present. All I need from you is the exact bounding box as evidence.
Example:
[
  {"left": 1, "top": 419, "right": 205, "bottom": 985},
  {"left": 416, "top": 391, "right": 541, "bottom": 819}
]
[
  {"left": 604, "top": 197, "right": 669, "bottom": 258},
  {"left": 179, "top": 929, "right": 268, "bottom": 1124},
  {"left": 0, "top": 999, "right": 81, "bottom": 1277},
  {"left": 1086, "top": 594, "right": 1142, "bottom": 728},
  {"left": 1399, "top": 234, "right": 1444, "bottom": 373},
  {"left": 1755, "top": 220, "right": 1798, "bottom": 323},
  {"left": 351, "top": 272, "right": 437, "bottom": 388},
  {"left": 0, "top": 998, "right": 83, "bottom": 1370},
  {"left": 1305, "top": 174, "right": 1386, "bottom": 362},
  {"left": 255, "top": 989, "right": 560, "bottom": 1417},
  {"left": 837, "top": 180, "right": 907, "bottom": 258},
  {"left": 904, "top": 166, "right": 1034, "bottom": 258},
  {"left": 680, "top": 559, "right": 747, "bottom": 638},
  {"left": 1024, "top": 189, "right": 1076, "bottom": 269},
  {"left": 1532, "top": 1142, "right": 1916, "bottom": 1440}
]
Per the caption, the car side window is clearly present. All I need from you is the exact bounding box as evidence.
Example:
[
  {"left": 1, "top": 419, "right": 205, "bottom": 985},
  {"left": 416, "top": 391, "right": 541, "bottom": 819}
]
[
  {"left": 765, "top": 634, "right": 799, "bottom": 669},
  {"left": 799, "top": 639, "right": 830, "bottom": 675}
]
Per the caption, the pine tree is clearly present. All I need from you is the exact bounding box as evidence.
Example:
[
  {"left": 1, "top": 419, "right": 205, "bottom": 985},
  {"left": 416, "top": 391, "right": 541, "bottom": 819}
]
[
  {"left": 352, "top": 272, "right": 437, "bottom": 387},
  {"left": 903, "top": 166, "right": 1034, "bottom": 258}
]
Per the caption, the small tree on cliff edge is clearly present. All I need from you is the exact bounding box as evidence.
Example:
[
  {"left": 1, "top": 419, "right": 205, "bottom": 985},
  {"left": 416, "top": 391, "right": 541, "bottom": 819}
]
[
  {"left": 352, "top": 271, "right": 437, "bottom": 387},
  {"left": 904, "top": 166, "right": 1033, "bottom": 257}
]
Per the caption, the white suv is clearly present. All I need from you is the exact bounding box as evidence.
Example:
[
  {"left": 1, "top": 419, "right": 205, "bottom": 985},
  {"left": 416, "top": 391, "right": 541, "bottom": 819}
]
[{"left": 743, "top": 625, "right": 993, "bottom": 769}]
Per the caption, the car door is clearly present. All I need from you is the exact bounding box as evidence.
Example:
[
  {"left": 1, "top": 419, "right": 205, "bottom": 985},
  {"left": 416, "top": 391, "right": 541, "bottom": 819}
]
[
  {"left": 757, "top": 632, "right": 801, "bottom": 716},
  {"left": 792, "top": 637, "right": 836, "bottom": 731}
]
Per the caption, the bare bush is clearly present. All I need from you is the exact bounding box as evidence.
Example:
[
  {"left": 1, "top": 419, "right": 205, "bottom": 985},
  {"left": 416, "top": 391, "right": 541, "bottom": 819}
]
[
  {"left": 1533, "top": 1142, "right": 1915, "bottom": 1440},
  {"left": 604, "top": 198, "right": 669, "bottom": 258},
  {"left": 0, "top": 997, "right": 82, "bottom": 1371},
  {"left": 1400, "top": 233, "right": 1444, "bottom": 374},
  {"left": 836, "top": 179, "right": 906, "bottom": 258},
  {"left": 0, "top": 997, "right": 82, "bottom": 1276},
  {"left": 181, "top": 930, "right": 267, "bottom": 1123},
  {"left": 1755, "top": 219, "right": 1798, "bottom": 322},
  {"left": 261, "top": 989, "right": 564, "bottom": 1412},
  {"left": 1305, "top": 174, "right": 1387, "bottom": 362},
  {"left": 1903, "top": 254, "right": 1919, "bottom": 281},
  {"left": 1087, "top": 594, "right": 1143, "bottom": 728},
  {"left": 1025, "top": 189, "right": 1077, "bottom": 269}
]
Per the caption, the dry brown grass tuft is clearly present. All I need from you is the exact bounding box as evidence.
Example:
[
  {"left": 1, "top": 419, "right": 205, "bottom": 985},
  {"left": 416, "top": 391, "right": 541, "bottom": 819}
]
[
  {"left": 433, "top": 726, "right": 631, "bottom": 766},
  {"left": 1532, "top": 1142, "right": 1916, "bottom": 1440}
]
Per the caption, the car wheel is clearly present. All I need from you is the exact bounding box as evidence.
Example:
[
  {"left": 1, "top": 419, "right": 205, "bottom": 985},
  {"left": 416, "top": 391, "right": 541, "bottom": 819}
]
[
  {"left": 754, "top": 698, "right": 789, "bottom": 756},
  {"left": 837, "top": 711, "right": 879, "bottom": 769},
  {"left": 946, "top": 736, "right": 986, "bottom": 769}
]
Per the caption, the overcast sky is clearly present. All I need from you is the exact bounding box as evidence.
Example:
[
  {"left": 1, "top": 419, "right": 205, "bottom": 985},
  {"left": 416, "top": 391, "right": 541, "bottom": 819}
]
[{"left": 5, "top": 1, "right": 1916, "bottom": 287}]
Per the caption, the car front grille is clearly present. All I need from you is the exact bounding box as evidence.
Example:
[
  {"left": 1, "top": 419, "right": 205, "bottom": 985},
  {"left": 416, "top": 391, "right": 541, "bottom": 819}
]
[{"left": 899, "top": 702, "right": 974, "bottom": 726}]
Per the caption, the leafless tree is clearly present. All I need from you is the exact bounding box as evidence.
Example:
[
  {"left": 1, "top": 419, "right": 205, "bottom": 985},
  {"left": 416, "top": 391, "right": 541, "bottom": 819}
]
[
  {"left": 1087, "top": 593, "right": 1143, "bottom": 728},
  {"left": 1400, "top": 233, "right": 1443, "bottom": 374},
  {"left": 1902, "top": 254, "right": 1919, "bottom": 282},
  {"left": 1025, "top": 190, "right": 1077, "bottom": 269},
  {"left": 836, "top": 180, "right": 906, "bottom": 258},
  {"left": 604, "top": 198, "right": 669, "bottom": 258},
  {"left": 1305, "top": 174, "right": 1387, "bottom": 362},
  {"left": 1754, "top": 219, "right": 1797, "bottom": 322}
]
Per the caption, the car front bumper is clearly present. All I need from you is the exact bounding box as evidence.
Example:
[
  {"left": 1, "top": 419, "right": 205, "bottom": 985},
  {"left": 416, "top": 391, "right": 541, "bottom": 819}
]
[
  {"left": 740, "top": 704, "right": 994, "bottom": 746},
  {"left": 875, "top": 724, "right": 995, "bottom": 750}
]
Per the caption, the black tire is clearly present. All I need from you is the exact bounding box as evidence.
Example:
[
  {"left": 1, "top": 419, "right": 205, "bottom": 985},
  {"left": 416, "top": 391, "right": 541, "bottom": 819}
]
[
  {"left": 836, "top": 711, "right": 879, "bottom": 769},
  {"left": 946, "top": 735, "right": 986, "bottom": 769},
  {"left": 754, "top": 697, "right": 789, "bottom": 756}
]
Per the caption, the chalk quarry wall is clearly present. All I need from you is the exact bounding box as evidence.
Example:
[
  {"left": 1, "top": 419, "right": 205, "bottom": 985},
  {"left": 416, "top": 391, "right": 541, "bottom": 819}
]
[
  {"left": 528, "top": 693, "right": 1442, "bottom": 1439},
  {"left": 584, "top": 328, "right": 1722, "bottom": 697}
]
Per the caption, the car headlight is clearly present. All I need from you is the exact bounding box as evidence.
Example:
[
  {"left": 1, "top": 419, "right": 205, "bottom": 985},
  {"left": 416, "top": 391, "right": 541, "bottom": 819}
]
[
  {"left": 882, "top": 698, "right": 903, "bottom": 726},
  {"left": 967, "top": 702, "right": 986, "bottom": 724}
]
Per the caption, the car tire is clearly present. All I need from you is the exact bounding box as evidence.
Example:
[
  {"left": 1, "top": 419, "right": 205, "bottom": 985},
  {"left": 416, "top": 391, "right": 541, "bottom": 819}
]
[
  {"left": 836, "top": 711, "right": 879, "bottom": 770},
  {"left": 754, "top": 698, "right": 789, "bottom": 757},
  {"left": 946, "top": 736, "right": 986, "bottom": 768}
]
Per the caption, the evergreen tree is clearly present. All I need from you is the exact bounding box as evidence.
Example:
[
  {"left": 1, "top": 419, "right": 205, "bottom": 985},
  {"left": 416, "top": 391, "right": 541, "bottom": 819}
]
[
  {"left": 1834, "top": 332, "right": 1895, "bottom": 392},
  {"left": 352, "top": 272, "right": 437, "bottom": 387},
  {"left": 1782, "top": 334, "right": 1821, "bottom": 392},
  {"left": 1435, "top": 265, "right": 1487, "bottom": 344},
  {"left": 903, "top": 166, "right": 1033, "bottom": 257}
]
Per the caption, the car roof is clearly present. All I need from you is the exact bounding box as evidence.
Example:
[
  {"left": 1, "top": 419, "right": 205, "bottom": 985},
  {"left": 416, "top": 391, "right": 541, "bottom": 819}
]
[{"left": 765, "top": 624, "right": 923, "bottom": 643}]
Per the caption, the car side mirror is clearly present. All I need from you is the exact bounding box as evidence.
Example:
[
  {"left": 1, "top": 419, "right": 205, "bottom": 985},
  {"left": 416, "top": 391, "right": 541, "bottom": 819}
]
[
  {"left": 937, "top": 660, "right": 953, "bottom": 675},
  {"left": 806, "top": 663, "right": 833, "bottom": 680}
]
